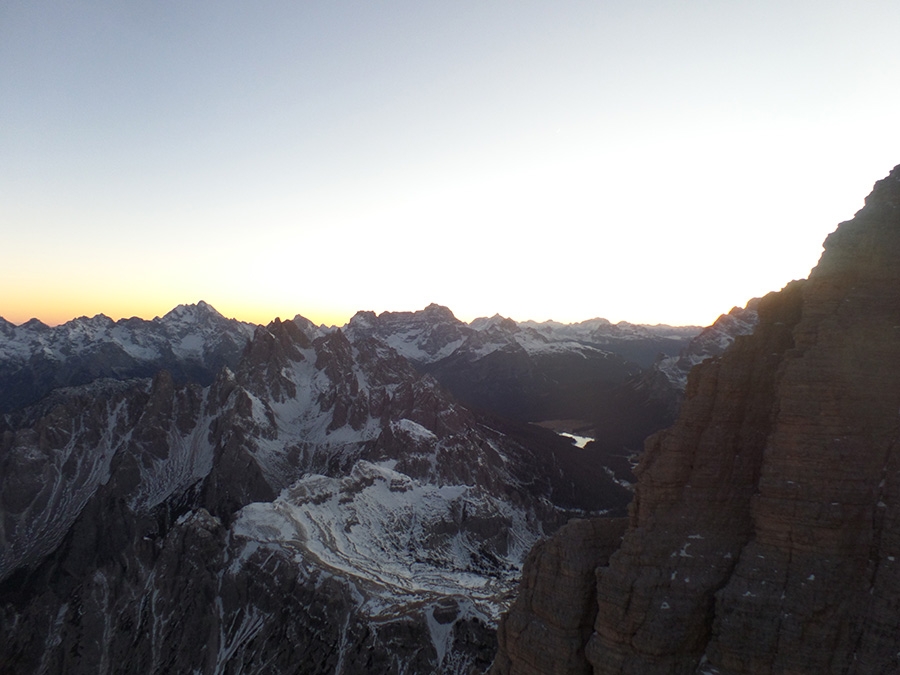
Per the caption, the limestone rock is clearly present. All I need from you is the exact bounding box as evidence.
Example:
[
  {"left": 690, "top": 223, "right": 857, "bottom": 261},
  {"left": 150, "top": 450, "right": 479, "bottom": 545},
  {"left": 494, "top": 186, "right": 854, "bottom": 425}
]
[
  {"left": 492, "top": 164, "right": 900, "bottom": 674},
  {"left": 586, "top": 166, "right": 900, "bottom": 673},
  {"left": 491, "top": 517, "right": 627, "bottom": 675}
]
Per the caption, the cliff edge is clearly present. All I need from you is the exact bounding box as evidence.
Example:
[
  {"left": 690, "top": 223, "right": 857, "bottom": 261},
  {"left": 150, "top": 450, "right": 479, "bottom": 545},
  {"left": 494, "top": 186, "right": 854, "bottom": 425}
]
[{"left": 493, "top": 164, "right": 900, "bottom": 674}]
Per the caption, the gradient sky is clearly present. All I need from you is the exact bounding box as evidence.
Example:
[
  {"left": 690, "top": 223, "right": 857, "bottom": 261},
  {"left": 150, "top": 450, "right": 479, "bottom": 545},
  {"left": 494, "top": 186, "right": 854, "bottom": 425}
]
[{"left": 3, "top": 1, "right": 900, "bottom": 328}]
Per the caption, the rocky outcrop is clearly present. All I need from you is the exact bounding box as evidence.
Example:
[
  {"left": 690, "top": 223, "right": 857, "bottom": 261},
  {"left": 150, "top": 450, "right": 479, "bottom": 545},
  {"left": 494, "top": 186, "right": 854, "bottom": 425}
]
[
  {"left": 492, "top": 164, "right": 900, "bottom": 673},
  {"left": 491, "top": 517, "right": 627, "bottom": 675}
]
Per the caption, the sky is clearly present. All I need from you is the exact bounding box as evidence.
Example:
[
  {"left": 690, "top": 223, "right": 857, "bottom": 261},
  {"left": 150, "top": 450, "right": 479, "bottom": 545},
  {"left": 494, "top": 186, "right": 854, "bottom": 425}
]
[{"left": 3, "top": 1, "right": 900, "bottom": 328}]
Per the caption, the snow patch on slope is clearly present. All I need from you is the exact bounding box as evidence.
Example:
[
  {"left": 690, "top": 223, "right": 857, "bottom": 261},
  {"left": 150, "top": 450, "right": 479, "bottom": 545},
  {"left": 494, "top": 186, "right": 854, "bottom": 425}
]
[{"left": 232, "top": 460, "right": 542, "bottom": 622}]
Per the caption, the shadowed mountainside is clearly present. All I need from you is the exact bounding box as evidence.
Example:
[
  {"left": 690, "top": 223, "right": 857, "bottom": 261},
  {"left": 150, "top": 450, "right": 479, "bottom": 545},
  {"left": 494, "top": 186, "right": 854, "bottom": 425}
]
[{"left": 492, "top": 164, "right": 900, "bottom": 674}]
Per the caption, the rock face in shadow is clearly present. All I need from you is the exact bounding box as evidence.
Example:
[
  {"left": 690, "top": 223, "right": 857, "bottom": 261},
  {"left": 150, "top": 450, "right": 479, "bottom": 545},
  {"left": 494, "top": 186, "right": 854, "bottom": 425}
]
[
  {"left": 587, "top": 282, "right": 804, "bottom": 674},
  {"left": 492, "top": 164, "right": 900, "bottom": 673},
  {"left": 490, "top": 517, "right": 628, "bottom": 675}
]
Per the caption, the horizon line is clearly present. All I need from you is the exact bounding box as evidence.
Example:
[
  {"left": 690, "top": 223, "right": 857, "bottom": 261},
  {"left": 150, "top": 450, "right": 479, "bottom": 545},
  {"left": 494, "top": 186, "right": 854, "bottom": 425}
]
[{"left": 0, "top": 299, "right": 723, "bottom": 331}]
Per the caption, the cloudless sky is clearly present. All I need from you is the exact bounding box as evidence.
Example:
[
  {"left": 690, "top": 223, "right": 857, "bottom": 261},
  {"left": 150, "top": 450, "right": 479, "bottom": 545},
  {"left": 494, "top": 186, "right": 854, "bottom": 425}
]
[{"left": 3, "top": 1, "right": 900, "bottom": 327}]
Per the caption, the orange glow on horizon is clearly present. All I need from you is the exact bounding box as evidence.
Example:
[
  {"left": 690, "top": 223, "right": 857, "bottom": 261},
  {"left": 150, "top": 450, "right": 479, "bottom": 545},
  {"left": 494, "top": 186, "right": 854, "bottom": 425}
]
[
  {"left": 1, "top": 290, "right": 740, "bottom": 331},
  {"left": 0, "top": 297, "right": 354, "bottom": 330},
  {"left": 2, "top": 2, "right": 898, "bottom": 339}
]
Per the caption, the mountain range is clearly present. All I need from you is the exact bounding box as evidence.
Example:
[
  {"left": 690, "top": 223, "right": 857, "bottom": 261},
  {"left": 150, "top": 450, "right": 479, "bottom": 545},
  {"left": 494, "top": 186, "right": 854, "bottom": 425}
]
[
  {"left": 0, "top": 300, "right": 256, "bottom": 415},
  {"left": 0, "top": 249, "right": 766, "bottom": 671}
]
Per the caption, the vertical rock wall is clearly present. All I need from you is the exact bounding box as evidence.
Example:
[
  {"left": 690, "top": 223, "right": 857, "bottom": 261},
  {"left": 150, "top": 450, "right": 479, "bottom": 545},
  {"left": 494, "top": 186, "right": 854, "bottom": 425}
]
[
  {"left": 491, "top": 517, "right": 627, "bottom": 675},
  {"left": 586, "top": 282, "right": 803, "bottom": 674},
  {"left": 493, "top": 164, "right": 900, "bottom": 674}
]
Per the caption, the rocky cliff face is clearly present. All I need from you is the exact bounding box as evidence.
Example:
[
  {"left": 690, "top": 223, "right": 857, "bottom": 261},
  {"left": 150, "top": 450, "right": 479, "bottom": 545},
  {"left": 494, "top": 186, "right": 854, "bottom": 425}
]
[
  {"left": 491, "top": 518, "right": 628, "bottom": 675},
  {"left": 493, "top": 164, "right": 900, "bottom": 674}
]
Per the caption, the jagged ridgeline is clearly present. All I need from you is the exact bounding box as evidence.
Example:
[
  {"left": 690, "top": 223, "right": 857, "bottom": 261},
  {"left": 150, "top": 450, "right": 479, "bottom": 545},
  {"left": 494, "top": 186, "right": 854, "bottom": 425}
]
[
  {"left": 0, "top": 301, "right": 257, "bottom": 415},
  {"left": 492, "top": 165, "right": 900, "bottom": 674}
]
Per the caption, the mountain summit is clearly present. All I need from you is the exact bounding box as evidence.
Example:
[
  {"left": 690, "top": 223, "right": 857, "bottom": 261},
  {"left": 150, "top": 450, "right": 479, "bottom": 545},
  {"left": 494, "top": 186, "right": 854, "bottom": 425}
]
[{"left": 0, "top": 302, "right": 255, "bottom": 413}]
